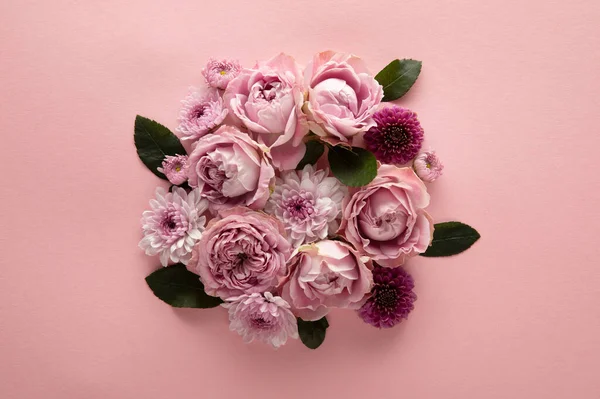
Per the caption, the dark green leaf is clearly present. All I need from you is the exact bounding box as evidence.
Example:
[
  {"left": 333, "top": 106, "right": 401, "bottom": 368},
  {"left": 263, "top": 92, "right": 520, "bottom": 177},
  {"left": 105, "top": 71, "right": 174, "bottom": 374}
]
[
  {"left": 328, "top": 146, "right": 377, "bottom": 187},
  {"left": 134, "top": 115, "right": 186, "bottom": 179},
  {"left": 296, "top": 140, "right": 325, "bottom": 170},
  {"left": 145, "top": 263, "right": 222, "bottom": 308},
  {"left": 375, "top": 59, "right": 422, "bottom": 102},
  {"left": 297, "top": 317, "right": 329, "bottom": 349},
  {"left": 421, "top": 222, "right": 481, "bottom": 257}
]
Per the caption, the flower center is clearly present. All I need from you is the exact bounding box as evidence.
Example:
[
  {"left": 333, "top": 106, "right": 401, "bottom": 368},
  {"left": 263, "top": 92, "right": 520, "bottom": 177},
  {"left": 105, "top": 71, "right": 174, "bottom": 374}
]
[
  {"left": 284, "top": 195, "right": 314, "bottom": 221},
  {"left": 237, "top": 252, "right": 248, "bottom": 264},
  {"left": 375, "top": 211, "right": 397, "bottom": 227},
  {"left": 198, "top": 157, "right": 226, "bottom": 191},
  {"left": 193, "top": 105, "right": 206, "bottom": 119},
  {"left": 160, "top": 211, "right": 180, "bottom": 233},
  {"left": 383, "top": 125, "right": 411, "bottom": 152},
  {"left": 375, "top": 285, "right": 399, "bottom": 310},
  {"left": 219, "top": 70, "right": 227, "bottom": 75},
  {"left": 259, "top": 81, "right": 281, "bottom": 102},
  {"left": 250, "top": 316, "right": 274, "bottom": 330}
]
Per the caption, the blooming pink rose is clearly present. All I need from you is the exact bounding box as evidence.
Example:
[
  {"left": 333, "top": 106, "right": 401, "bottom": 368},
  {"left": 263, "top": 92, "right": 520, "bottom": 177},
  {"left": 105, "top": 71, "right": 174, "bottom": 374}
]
[
  {"left": 281, "top": 240, "right": 373, "bottom": 321},
  {"left": 224, "top": 53, "right": 309, "bottom": 170},
  {"left": 186, "top": 125, "right": 275, "bottom": 214},
  {"left": 187, "top": 207, "right": 292, "bottom": 299},
  {"left": 340, "top": 166, "right": 434, "bottom": 267},
  {"left": 304, "top": 51, "right": 383, "bottom": 145}
]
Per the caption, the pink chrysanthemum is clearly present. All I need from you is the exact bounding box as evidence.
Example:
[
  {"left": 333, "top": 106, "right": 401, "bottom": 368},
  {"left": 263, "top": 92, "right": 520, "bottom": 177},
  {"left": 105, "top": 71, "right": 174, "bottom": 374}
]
[
  {"left": 358, "top": 264, "right": 416, "bottom": 328},
  {"left": 265, "top": 164, "right": 347, "bottom": 248},
  {"left": 176, "top": 88, "right": 228, "bottom": 141},
  {"left": 202, "top": 58, "right": 242, "bottom": 90},
  {"left": 364, "top": 106, "right": 424, "bottom": 165},
  {"left": 157, "top": 155, "right": 188, "bottom": 185},
  {"left": 139, "top": 187, "right": 208, "bottom": 266},
  {"left": 222, "top": 292, "right": 298, "bottom": 348},
  {"left": 413, "top": 150, "right": 444, "bottom": 182}
]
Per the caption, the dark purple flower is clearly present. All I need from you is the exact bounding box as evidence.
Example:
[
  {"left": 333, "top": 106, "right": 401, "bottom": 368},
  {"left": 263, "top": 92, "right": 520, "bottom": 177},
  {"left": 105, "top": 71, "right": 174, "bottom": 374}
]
[
  {"left": 358, "top": 264, "right": 417, "bottom": 328},
  {"left": 364, "top": 106, "right": 424, "bottom": 165}
]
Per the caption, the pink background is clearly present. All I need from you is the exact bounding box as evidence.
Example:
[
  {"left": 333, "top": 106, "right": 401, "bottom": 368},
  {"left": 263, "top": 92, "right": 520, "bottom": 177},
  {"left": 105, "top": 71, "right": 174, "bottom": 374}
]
[{"left": 1, "top": 0, "right": 600, "bottom": 398}]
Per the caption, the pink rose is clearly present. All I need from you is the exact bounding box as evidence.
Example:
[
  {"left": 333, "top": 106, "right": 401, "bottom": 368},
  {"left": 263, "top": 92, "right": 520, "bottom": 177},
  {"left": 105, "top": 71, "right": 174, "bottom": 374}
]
[
  {"left": 186, "top": 125, "right": 274, "bottom": 213},
  {"left": 187, "top": 207, "right": 292, "bottom": 299},
  {"left": 281, "top": 240, "right": 373, "bottom": 321},
  {"left": 304, "top": 51, "right": 383, "bottom": 145},
  {"left": 224, "top": 53, "right": 309, "bottom": 170},
  {"left": 340, "top": 165, "right": 434, "bottom": 267}
]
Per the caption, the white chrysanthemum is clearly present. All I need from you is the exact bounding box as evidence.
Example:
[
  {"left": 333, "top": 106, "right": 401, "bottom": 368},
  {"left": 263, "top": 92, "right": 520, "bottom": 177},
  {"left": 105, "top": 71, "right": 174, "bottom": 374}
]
[
  {"left": 176, "top": 87, "right": 228, "bottom": 141},
  {"left": 222, "top": 292, "right": 298, "bottom": 348},
  {"left": 265, "top": 164, "right": 347, "bottom": 248},
  {"left": 139, "top": 187, "right": 208, "bottom": 266}
]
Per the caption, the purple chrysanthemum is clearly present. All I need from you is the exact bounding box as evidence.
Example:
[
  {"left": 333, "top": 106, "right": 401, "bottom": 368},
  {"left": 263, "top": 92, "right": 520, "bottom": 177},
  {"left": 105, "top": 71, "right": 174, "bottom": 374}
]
[
  {"left": 364, "top": 106, "right": 424, "bottom": 165},
  {"left": 157, "top": 154, "right": 188, "bottom": 185},
  {"left": 222, "top": 292, "right": 299, "bottom": 348},
  {"left": 202, "top": 58, "right": 242, "bottom": 90},
  {"left": 176, "top": 87, "right": 228, "bottom": 141},
  {"left": 413, "top": 150, "right": 444, "bottom": 182},
  {"left": 358, "top": 264, "right": 417, "bottom": 328}
]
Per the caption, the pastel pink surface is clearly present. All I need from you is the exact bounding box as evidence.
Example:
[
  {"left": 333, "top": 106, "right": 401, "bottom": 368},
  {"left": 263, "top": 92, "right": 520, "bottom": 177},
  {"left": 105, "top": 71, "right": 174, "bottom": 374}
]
[{"left": 1, "top": 0, "right": 599, "bottom": 398}]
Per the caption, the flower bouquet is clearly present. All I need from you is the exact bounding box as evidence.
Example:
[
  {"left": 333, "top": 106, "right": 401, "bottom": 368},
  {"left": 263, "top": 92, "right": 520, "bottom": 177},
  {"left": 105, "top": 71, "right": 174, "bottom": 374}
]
[{"left": 136, "top": 51, "right": 480, "bottom": 349}]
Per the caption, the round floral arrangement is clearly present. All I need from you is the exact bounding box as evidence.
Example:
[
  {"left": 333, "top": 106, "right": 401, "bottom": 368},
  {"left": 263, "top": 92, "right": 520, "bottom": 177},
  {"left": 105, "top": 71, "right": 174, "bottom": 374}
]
[{"left": 136, "top": 52, "right": 480, "bottom": 349}]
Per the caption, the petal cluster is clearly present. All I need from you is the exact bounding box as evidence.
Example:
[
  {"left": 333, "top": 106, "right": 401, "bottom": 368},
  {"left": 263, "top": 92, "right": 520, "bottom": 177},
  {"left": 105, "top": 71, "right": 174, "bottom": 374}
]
[
  {"left": 157, "top": 155, "right": 188, "bottom": 185},
  {"left": 281, "top": 240, "right": 373, "bottom": 321},
  {"left": 202, "top": 58, "right": 242, "bottom": 90},
  {"left": 364, "top": 106, "right": 424, "bottom": 165},
  {"left": 176, "top": 88, "right": 228, "bottom": 141},
  {"left": 304, "top": 51, "right": 383, "bottom": 146},
  {"left": 265, "top": 164, "right": 347, "bottom": 248},
  {"left": 223, "top": 292, "right": 298, "bottom": 348},
  {"left": 186, "top": 125, "right": 275, "bottom": 214},
  {"left": 187, "top": 207, "right": 291, "bottom": 299},
  {"left": 224, "top": 53, "right": 309, "bottom": 170},
  {"left": 413, "top": 150, "right": 444, "bottom": 182},
  {"left": 358, "top": 264, "right": 416, "bottom": 328},
  {"left": 341, "top": 165, "right": 434, "bottom": 267},
  {"left": 139, "top": 187, "right": 208, "bottom": 266}
]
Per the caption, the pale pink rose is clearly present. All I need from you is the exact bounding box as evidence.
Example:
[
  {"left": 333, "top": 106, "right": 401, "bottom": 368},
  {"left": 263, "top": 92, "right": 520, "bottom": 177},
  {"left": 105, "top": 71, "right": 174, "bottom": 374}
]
[
  {"left": 304, "top": 51, "right": 383, "bottom": 145},
  {"left": 281, "top": 240, "right": 373, "bottom": 321},
  {"left": 187, "top": 207, "right": 292, "bottom": 299},
  {"left": 340, "top": 166, "right": 434, "bottom": 267},
  {"left": 224, "top": 53, "right": 309, "bottom": 170},
  {"left": 186, "top": 125, "right": 275, "bottom": 214}
]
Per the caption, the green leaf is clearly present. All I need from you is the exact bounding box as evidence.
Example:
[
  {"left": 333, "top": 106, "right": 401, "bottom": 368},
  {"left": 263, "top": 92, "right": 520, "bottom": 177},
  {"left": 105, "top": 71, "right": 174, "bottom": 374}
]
[
  {"left": 328, "top": 146, "right": 377, "bottom": 187},
  {"left": 375, "top": 59, "right": 422, "bottom": 102},
  {"left": 145, "top": 263, "right": 222, "bottom": 308},
  {"left": 421, "top": 222, "right": 481, "bottom": 257},
  {"left": 296, "top": 140, "right": 325, "bottom": 170},
  {"left": 134, "top": 115, "right": 186, "bottom": 179},
  {"left": 297, "top": 317, "right": 329, "bottom": 349}
]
